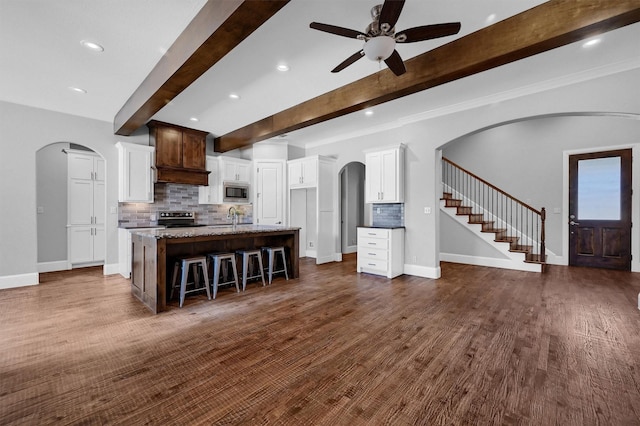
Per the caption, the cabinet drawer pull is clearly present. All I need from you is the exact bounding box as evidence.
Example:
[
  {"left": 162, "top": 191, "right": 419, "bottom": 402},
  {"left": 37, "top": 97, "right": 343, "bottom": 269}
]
[
  {"left": 367, "top": 242, "right": 377, "bottom": 245},
  {"left": 367, "top": 252, "right": 376, "bottom": 256},
  {"left": 367, "top": 263, "right": 376, "bottom": 266}
]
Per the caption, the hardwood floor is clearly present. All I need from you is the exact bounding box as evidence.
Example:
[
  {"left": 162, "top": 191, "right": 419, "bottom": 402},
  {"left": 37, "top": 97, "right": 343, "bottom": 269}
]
[{"left": 1, "top": 256, "right": 639, "bottom": 425}]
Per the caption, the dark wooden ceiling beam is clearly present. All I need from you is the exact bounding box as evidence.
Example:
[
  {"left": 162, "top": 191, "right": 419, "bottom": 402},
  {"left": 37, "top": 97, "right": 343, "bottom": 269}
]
[
  {"left": 114, "top": 0, "right": 290, "bottom": 136},
  {"left": 214, "top": 0, "right": 640, "bottom": 152}
]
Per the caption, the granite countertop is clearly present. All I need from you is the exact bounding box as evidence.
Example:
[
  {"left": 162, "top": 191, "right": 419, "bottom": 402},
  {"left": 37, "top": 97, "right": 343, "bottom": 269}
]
[
  {"left": 130, "top": 224, "right": 301, "bottom": 239},
  {"left": 118, "top": 224, "right": 166, "bottom": 229},
  {"left": 360, "top": 225, "right": 406, "bottom": 229}
]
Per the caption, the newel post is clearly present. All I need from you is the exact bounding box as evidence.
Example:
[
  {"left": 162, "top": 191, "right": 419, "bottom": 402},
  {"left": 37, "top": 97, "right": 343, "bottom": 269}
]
[{"left": 540, "top": 207, "right": 546, "bottom": 264}]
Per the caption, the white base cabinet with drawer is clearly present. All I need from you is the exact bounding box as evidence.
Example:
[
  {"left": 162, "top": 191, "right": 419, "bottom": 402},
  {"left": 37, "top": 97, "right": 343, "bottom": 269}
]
[{"left": 357, "top": 227, "right": 405, "bottom": 278}]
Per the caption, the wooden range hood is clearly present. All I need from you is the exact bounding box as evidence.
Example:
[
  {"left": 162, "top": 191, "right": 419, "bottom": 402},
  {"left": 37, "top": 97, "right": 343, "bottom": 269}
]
[{"left": 147, "top": 120, "right": 210, "bottom": 186}]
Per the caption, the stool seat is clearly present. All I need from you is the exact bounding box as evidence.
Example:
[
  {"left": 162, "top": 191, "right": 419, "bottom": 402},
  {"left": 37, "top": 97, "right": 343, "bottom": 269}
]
[
  {"left": 262, "top": 246, "right": 289, "bottom": 285},
  {"left": 208, "top": 252, "right": 239, "bottom": 299},
  {"left": 170, "top": 256, "right": 211, "bottom": 308},
  {"left": 236, "top": 249, "right": 265, "bottom": 291}
]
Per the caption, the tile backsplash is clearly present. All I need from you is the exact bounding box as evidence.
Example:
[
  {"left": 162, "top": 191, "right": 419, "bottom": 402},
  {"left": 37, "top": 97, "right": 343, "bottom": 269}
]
[
  {"left": 118, "top": 183, "right": 252, "bottom": 227},
  {"left": 372, "top": 203, "right": 404, "bottom": 227}
]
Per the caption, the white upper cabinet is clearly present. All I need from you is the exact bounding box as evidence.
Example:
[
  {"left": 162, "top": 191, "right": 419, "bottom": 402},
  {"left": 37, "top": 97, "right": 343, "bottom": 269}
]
[
  {"left": 288, "top": 157, "right": 317, "bottom": 188},
  {"left": 199, "top": 156, "right": 221, "bottom": 205},
  {"left": 220, "top": 157, "right": 251, "bottom": 183},
  {"left": 116, "top": 142, "right": 154, "bottom": 203},
  {"left": 67, "top": 150, "right": 105, "bottom": 225},
  {"left": 68, "top": 151, "right": 104, "bottom": 182},
  {"left": 365, "top": 144, "right": 405, "bottom": 203}
]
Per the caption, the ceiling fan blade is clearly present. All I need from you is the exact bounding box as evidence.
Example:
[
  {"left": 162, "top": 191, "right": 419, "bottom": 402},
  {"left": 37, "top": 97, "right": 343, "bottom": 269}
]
[
  {"left": 384, "top": 50, "right": 406, "bottom": 76},
  {"left": 310, "top": 22, "right": 366, "bottom": 39},
  {"left": 396, "top": 22, "right": 462, "bottom": 43},
  {"left": 379, "top": 0, "right": 405, "bottom": 30},
  {"left": 331, "top": 50, "right": 365, "bottom": 73}
]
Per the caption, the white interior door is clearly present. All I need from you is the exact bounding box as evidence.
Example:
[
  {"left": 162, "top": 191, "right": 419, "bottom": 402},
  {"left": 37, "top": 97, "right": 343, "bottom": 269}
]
[{"left": 255, "top": 161, "right": 284, "bottom": 225}]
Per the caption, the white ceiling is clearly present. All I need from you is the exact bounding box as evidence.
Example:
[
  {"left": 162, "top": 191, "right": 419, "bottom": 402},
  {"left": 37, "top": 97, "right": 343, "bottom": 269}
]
[{"left": 1, "top": 0, "right": 639, "bottom": 149}]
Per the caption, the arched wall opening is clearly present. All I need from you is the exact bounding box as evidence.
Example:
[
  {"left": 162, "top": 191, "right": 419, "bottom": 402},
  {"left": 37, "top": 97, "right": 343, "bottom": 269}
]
[
  {"left": 338, "top": 161, "right": 365, "bottom": 254},
  {"left": 437, "top": 112, "right": 640, "bottom": 269},
  {"left": 36, "top": 142, "right": 107, "bottom": 273}
]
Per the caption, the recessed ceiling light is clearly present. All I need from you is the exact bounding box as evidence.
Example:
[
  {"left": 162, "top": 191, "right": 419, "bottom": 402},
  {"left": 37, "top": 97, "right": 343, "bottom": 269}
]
[
  {"left": 485, "top": 14, "right": 497, "bottom": 25},
  {"left": 229, "top": 93, "right": 240, "bottom": 100},
  {"left": 583, "top": 38, "right": 601, "bottom": 48},
  {"left": 365, "top": 110, "right": 374, "bottom": 116},
  {"left": 277, "top": 64, "right": 290, "bottom": 72},
  {"left": 189, "top": 117, "right": 199, "bottom": 122},
  {"left": 68, "top": 86, "right": 87, "bottom": 94},
  {"left": 80, "top": 40, "right": 104, "bottom": 52}
]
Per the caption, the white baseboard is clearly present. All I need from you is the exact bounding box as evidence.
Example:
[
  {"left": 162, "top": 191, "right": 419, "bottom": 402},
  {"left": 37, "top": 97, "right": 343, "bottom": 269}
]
[
  {"left": 0, "top": 273, "right": 39, "bottom": 290},
  {"left": 103, "top": 263, "right": 120, "bottom": 276},
  {"left": 316, "top": 255, "right": 335, "bottom": 264},
  {"left": 343, "top": 245, "right": 357, "bottom": 254},
  {"left": 37, "top": 261, "right": 70, "bottom": 273},
  {"left": 440, "top": 253, "right": 542, "bottom": 273},
  {"left": 334, "top": 253, "right": 343, "bottom": 262},
  {"left": 403, "top": 263, "right": 441, "bottom": 279}
]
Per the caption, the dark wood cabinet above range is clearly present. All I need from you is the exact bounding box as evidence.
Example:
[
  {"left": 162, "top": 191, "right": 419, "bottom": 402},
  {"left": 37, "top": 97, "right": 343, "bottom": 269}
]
[{"left": 147, "top": 120, "right": 210, "bottom": 186}]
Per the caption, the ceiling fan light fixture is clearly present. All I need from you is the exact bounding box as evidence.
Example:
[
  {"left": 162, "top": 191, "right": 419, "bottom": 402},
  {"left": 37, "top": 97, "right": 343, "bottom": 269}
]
[{"left": 363, "top": 36, "right": 395, "bottom": 61}]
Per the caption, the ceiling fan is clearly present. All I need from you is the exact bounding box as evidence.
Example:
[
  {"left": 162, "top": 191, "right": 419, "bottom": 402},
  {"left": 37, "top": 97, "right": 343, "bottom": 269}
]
[{"left": 310, "top": 0, "right": 461, "bottom": 76}]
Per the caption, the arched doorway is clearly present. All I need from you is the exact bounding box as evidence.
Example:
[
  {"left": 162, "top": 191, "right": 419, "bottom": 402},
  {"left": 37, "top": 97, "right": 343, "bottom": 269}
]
[
  {"left": 339, "top": 162, "right": 365, "bottom": 254},
  {"left": 36, "top": 142, "right": 106, "bottom": 272}
]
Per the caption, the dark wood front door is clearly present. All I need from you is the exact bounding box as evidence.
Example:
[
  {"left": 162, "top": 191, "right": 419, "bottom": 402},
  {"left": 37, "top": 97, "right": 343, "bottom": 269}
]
[{"left": 569, "top": 149, "right": 632, "bottom": 270}]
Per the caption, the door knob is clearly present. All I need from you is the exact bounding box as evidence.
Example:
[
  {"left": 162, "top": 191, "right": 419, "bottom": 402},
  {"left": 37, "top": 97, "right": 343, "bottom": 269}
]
[{"left": 570, "top": 220, "right": 580, "bottom": 226}]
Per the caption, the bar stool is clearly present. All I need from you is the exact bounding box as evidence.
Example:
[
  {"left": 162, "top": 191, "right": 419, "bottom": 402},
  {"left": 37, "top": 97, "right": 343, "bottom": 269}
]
[
  {"left": 170, "top": 256, "right": 211, "bottom": 308},
  {"left": 262, "top": 246, "right": 289, "bottom": 285},
  {"left": 207, "top": 252, "right": 239, "bottom": 299},
  {"left": 236, "top": 249, "right": 265, "bottom": 291}
]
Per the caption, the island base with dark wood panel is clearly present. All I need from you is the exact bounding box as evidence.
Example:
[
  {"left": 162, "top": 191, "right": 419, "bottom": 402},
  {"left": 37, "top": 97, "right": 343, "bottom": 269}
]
[{"left": 130, "top": 225, "right": 300, "bottom": 313}]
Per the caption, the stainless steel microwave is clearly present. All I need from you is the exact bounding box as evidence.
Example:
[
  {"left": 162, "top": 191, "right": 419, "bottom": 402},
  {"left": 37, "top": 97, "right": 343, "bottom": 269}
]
[{"left": 223, "top": 182, "right": 249, "bottom": 203}]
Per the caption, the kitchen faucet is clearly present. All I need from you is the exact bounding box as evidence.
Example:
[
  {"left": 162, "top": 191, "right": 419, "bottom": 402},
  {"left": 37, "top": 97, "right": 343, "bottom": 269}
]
[{"left": 228, "top": 206, "right": 238, "bottom": 226}]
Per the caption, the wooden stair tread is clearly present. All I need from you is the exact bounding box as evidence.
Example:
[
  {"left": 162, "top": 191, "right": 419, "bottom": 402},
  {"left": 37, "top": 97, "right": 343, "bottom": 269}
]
[
  {"left": 510, "top": 245, "right": 533, "bottom": 253},
  {"left": 482, "top": 228, "right": 506, "bottom": 233},
  {"left": 442, "top": 191, "right": 546, "bottom": 268}
]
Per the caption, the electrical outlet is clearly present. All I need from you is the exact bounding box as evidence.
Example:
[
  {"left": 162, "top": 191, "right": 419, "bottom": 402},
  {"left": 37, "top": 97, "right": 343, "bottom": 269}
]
[
  {"left": 37, "top": 206, "right": 44, "bottom": 214},
  {"left": 150, "top": 214, "right": 157, "bottom": 221},
  {"left": 424, "top": 207, "right": 431, "bottom": 214},
  {"left": 110, "top": 206, "right": 118, "bottom": 214}
]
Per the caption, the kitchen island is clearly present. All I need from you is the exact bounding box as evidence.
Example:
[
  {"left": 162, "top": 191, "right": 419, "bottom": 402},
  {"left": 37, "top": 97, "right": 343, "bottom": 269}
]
[{"left": 130, "top": 225, "right": 300, "bottom": 313}]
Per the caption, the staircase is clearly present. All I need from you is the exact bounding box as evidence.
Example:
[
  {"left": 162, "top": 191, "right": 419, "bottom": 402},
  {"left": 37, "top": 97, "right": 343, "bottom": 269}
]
[{"left": 441, "top": 158, "right": 546, "bottom": 273}]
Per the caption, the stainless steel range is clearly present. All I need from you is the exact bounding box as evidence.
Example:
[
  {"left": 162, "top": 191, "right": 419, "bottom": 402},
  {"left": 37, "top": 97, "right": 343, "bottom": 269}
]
[{"left": 157, "top": 211, "right": 206, "bottom": 228}]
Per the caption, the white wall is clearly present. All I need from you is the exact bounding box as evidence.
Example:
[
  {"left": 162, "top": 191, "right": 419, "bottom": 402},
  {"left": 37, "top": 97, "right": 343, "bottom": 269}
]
[
  {"left": 306, "top": 68, "right": 640, "bottom": 278},
  {"left": 0, "top": 101, "right": 148, "bottom": 287}
]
